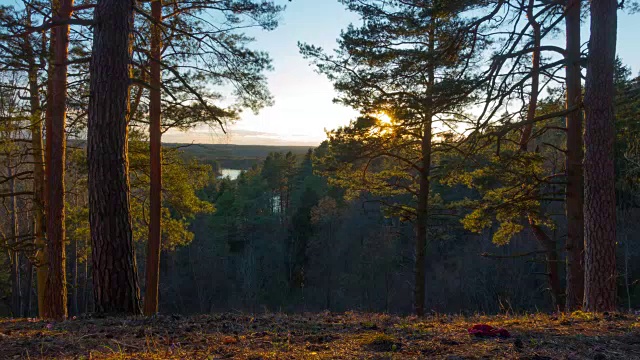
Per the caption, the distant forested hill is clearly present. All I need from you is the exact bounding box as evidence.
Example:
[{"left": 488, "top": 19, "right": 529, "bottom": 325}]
[{"left": 165, "top": 143, "right": 314, "bottom": 170}]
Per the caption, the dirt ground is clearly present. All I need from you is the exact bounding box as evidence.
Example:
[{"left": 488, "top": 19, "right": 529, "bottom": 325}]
[{"left": 0, "top": 311, "right": 639, "bottom": 359}]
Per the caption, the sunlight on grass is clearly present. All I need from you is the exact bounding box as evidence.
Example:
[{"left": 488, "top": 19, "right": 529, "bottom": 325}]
[{"left": 1, "top": 312, "right": 638, "bottom": 359}]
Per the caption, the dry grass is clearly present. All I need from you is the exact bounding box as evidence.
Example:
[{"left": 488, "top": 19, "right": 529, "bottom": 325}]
[{"left": 0, "top": 311, "right": 639, "bottom": 359}]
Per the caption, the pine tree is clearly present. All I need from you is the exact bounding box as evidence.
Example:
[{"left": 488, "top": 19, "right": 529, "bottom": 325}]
[{"left": 301, "top": 0, "right": 483, "bottom": 315}]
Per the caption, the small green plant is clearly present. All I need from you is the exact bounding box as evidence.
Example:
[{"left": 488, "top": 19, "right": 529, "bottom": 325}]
[{"left": 570, "top": 310, "right": 596, "bottom": 321}]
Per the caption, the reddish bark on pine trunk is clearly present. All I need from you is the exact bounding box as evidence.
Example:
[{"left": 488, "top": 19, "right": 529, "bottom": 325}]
[
  {"left": 87, "top": 0, "right": 142, "bottom": 315},
  {"left": 583, "top": 0, "right": 618, "bottom": 312},
  {"left": 564, "top": 0, "right": 585, "bottom": 311},
  {"left": 43, "top": 0, "right": 73, "bottom": 320},
  {"left": 144, "top": 0, "right": 163, "bottom": 316}
]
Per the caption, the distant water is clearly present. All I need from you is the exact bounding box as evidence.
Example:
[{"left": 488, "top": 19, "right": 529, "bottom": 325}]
[{"left": 219, "top": 169, "right": 242, "bottom": 180}]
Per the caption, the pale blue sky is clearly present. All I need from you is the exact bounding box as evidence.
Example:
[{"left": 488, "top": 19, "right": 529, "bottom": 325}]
[
  {"left": 165, "top": 0, "right": 361, "bottom": 145},
  {"left": 169, "top": 1, "right": 640, "bottom": 145},
  {"left": 1, "top": 0, "right": 638, "bottom": 145}
]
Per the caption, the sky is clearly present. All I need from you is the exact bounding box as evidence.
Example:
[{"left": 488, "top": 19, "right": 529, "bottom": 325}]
[
  {"left": 163, "top": 1, "right": 640, "bottom": 146},
  {"left": 1, "top": 0, "right": 638, "bottom": 146},
  {"left": 163, "top": 0, "right": 361, "bottom": 146}
]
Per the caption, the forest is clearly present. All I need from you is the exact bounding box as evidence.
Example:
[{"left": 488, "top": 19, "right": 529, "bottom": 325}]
[{"left": 0, "top": 0, "right": 639, "bottom": 359}]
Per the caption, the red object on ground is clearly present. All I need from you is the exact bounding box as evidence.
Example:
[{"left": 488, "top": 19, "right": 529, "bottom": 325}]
[{"left": 467, "top": 324, "right": 510, "bottom": 338}]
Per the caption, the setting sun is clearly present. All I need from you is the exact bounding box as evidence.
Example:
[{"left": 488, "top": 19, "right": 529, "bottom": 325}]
[{"left": 374, "top": 112, "right": 393, "bottom": 125}]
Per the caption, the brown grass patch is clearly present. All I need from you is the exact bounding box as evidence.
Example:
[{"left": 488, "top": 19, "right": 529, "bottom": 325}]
[{"left": 0, "top": 312, "right": 638, "bottom": 359}]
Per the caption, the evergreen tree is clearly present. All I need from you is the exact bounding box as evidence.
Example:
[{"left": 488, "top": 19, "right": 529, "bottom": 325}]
[{"left": 301, "top": 0, "right": 483, "bottom": 315}]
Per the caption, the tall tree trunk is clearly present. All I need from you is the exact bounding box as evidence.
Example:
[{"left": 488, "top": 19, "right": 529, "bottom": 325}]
[
  {"left": 564, "top": 0, "right": 585, "bottom": 311},
  {"left": 414, "top": 120, "right": 431, "bottom": 317},
  {"left": 31, "top": 69, "right": 47, "bottom": 319},
  {"left": 87, "top": 0, "right": 142, "bottom": 315},
  {"left": 8, "top": 160, "right": 22, "bottom": 317},
  {"left": 531, "top": 223, "right": 564, "bottom": 309},
  {"left": 414, "top": 27, "right": 434, "bottom": 317},
  {"left": 70, "top": 235, "right": 78, "bottom": 316},
  {"left": 43, "top": 0, "right": 73, "bottom": 321},
  {"left": 519, "top": 0, "right": 564, "bottom": 310},
  {"left": 144, "top": 0, "right": 163, "bottom": 317},
  {"left": 43, "top": 7, "right": 54, "bottom": 321},
  {"left": 23, "top": 255, "right": 33, "bottom": 317},
  {"left": 24, "top": 6, "right": 48, "bottom": 318},
  {"left": 583, "top": 0, "right": 618, "bottom": 312}
]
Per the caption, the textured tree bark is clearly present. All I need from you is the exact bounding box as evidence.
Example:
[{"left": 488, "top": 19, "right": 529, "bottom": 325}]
[
  {"left": 563, "top": 0, "right": 585, "bottom": 311},
  {"left": 144, "top": 0, "right": 163, "bottom": 317},
  {"left": 43, "top": 0, "right": 73, "bottom": 321},
  {"left": 583, "top": 0, "right": 618, "bottom": 312},
  {"left": 23, "top": 6, "right": 48, "bottom": 318},
  {"left": 87, "top": 0, "right": 142, "bottom": 315}
]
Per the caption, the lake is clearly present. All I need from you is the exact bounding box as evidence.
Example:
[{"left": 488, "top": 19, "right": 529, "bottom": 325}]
[{"left": 219, "top": 169, "right": 242, "bottom": 180}]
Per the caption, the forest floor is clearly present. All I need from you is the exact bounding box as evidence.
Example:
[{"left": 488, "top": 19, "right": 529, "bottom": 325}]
[{"left": 0, "top": 311, "right": 639, "bottom": 359}]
